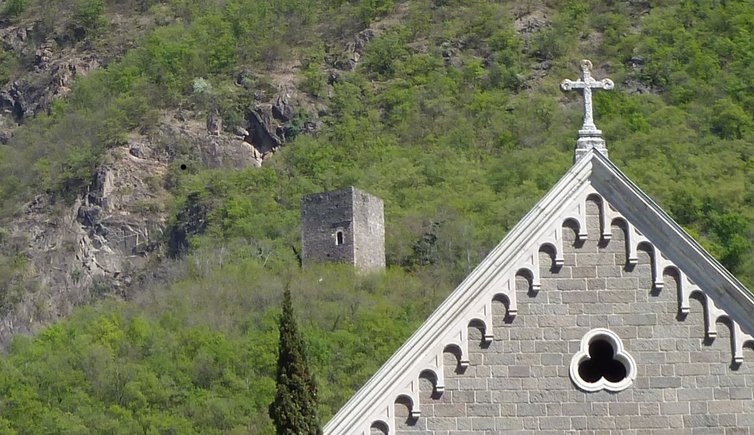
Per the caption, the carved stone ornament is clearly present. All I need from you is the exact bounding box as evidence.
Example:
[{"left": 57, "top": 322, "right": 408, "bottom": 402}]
[
  {"left": 569, "top": 328, "right": 637, "bottom": 392},
  {"left": 561, "top": 59, "right": 614, "bottom": 162}
]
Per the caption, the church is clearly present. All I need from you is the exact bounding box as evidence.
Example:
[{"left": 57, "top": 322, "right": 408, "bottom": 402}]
[{"left": 324, "top": 60, "right": 754, "bottom": 434}]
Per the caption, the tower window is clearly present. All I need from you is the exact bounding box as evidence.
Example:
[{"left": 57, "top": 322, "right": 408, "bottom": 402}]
[{"left": 336, "top": 230, "right": 344, "bottom": 246}]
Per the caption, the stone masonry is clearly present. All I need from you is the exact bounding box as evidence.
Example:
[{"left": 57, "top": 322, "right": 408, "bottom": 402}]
[
  {"left": 389, "top": 196, "right": 754, "bottom": 434},
  {"left": 301, "top": 186, "right": 385, "bottom": 272}
]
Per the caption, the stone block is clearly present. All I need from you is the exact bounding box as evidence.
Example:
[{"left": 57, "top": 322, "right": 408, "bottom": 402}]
[
  {"left": 494, "top": 418, "right": 524, "bottom": 431},
  {"left": 688, "top": 350, "right": 722, "bottom": 363},
  {"left": 539, "top": 316, "right": 577, "bottom": 329},
  {"left": 737, "top": 413, "right": 754, "bottom": 426},
  {"left": 539, "top": 416, "right": 571, "bottom": 429},
  {"left": 629, "top": 415, "right": 669, "bottom": 429},
  {"left": 541, "top": 353, "right": 563, "bottom": 365},
  {"left": 661, "top": 364, "right": 675, "bottom": 377},
  {"left": 649, "top": 376, "right": 680, "bottom": 388},
  {"left": 683, "top": 414, "right": 719, "bottom": 427},
  {"left": 707, "top": 400, "right": 742, "bottom": 414},
  {"left": 571, "top": 416, "right": 588, "bottom": 430},
  {"left": 509, "top": 327, "right": 543, "bottom": 340},
  {"left": 433, "top": 404, "right": 466, "bottom": 417},
  {"left": 639, "top": 402, "right": 660, "bottom": 416},
  {"left": 719, "top": 413, "right": 737, "bottom": 427},
  {"left": 730, "top": 387, "right": 752, "bottom": 400},
  {"left": 457, "top": 377, "right": 486, "bottom": 390},
  {"left": 675, "top": 363, "right": 710, "bottom": 376},
  {"left": 638, "top": 351, "right": 666, "bottom": 364},
  {"left": 572, "top": 266, "right": 598, "bottom": 278},
  {"left": 467, "top": 403, "right": 498, "bottom": 417},
  {"left": 562, "top": 402, "right": 590, "bottom": 415},
  {"left": 587, "top": 278, "right": 607, "bottom": 290},
  {"left": 660, "top": 401, "right": 689, "bottom": 415},
  {"left": 598, "top": 290, "right": 635, "bottom": 303},
  {"left": 623, "top": 313, "right": 657, "bottom": 326},
  {"left": 536, "top": 340, "right": 568, "bottom": 353},
  {"left": 424, "top": 417, "right": 457, "bottom": 430},
  {"left": 586, "top": 416, "right": 615, "bottom": 429},
  {"left": 522, "top": 416, "right": 539, "bottom": 429},
  {"left": 545, "top": 402, "right": 562, "bottom": 416},
  {"left": 582, "top": 303, "right": 616, "bottom": 314},
  {"left": 473, "top": 390, "right": 491, "bottom": 403},
  {"left": 555, "top": 278, "right": 588, "bottom": 291},
  {"left": 562, "top": 291, "right": 599, "bottom": 303},
  {"left": 516, "top": 403, "right": 546, "bottom": 417},
  {"left": 491, "top": 390, "right": 528, "bottom": 402},
  {"left": 500, "top": 403, "right": 516, "bottom": 416},
  {"left": 609, "top": 402, "right": 639, "bottom": 416},
  {"left": 576, "top": 253, "right": 616, "bottom": 266},
  {"left": 597, "top": 265, "right": 624, "bottom": 278},
  {"left": 669, "top": 415, "right": 684, "bottom": 428},
  {"left": 527, "top": 390, "right": 567, "bottom": 404},
  {"left": 471, "top": 417, "right": 496, "bottom": 430}
]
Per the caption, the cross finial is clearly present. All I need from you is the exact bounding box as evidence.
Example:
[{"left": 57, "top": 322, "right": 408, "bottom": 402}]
[{"left": 561, "top": 59, "right": 614, "bottom": 162}]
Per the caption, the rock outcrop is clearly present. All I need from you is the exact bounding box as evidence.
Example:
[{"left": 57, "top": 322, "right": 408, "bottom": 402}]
[
  {"left": 0, "top": 112, "right": 268, "bottom": 344},
  {"left": 0, "top": 11, "right": 329, "bottom": 345}
]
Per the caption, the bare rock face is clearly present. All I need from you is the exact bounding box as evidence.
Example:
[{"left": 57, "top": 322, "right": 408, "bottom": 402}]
[
  {"left": 331, "top": 28, "right": 375, "bottom": 71},
  {"left": 0, "top": 138, "right": 170, "bottom": 343},
  {"left": 248, "top": 104, "right": 284, "bottom": 155},
  {"left": 207, "top": 107, "right": 222, "bottom": 135},
  {"left": 0, "top": 19, "right": 100, "bottom": 139},
  {"left": 244, "top": 83, "right": 322, "bottom": 158},
  {"left": 441, "top": 40, "right": 464, "bottom": 68},
  {"left": 0, "top": 12, "right": 321, "bottom": 342},
  {"left": 0, "top": 111, "right": 272, "bottom": 343},
  {"left": 162, "top": 115, "right": 264, "bottom": 169}
]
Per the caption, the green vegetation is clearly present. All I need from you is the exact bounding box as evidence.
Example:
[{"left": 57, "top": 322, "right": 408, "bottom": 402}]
[
  {"left": 0, "top": 262, "right": 428, "bottom": 433},
  {"left": 269, "top": 289, "right": 321, "bottom": 435},
  {"left": 0, "top": 0, "right": 753, "bottom": 433}
]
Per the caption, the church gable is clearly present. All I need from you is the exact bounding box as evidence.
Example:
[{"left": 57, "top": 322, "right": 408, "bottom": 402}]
[{"left": 324, "top": 151, "right": 754, "bottom": 434}]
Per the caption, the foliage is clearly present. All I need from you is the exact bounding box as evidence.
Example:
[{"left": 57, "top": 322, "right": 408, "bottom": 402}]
[
  {"left": 71, "top": 0, "right": 107, "bottom": 37},
  {"left": 0, "top": 260, "right": 426, "bottom": 433},
  {"left": 2, "top": 0, "right": 754, "bottom": 432},
  {"left": 2, "top": 0, "right": 27, "bottom": 18},
  {"left": 269, "top": 289, "right": 321, "bottom": 434}
]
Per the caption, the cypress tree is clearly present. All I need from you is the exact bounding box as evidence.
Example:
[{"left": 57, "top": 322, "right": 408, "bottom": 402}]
[{"left": 269, "top": 289, "right": 322, "bottom": 435}]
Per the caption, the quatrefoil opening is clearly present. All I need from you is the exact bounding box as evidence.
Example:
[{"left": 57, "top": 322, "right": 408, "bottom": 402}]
[{"left": 569, "top": 328, "right": 636, "bottom": 392}]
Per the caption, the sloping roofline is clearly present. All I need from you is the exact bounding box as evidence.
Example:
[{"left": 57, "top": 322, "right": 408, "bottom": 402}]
[{"left": 324, "top": 149, "right": 754, "bottom": 434}]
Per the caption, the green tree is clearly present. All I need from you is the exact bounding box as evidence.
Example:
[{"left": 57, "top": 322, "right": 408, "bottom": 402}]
[
  {"left": 269, "top": 289, "right": 321, "bottom": 435},
  {"left": 2, "top": 0, "right": 27, "bottom": 18}
]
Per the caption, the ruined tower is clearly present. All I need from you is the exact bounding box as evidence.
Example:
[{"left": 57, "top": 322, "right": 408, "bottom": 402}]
[{"left": 300, "top": 186, "right": 385, "bottom": 272}]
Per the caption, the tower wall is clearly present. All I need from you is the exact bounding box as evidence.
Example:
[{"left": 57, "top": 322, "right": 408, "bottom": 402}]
[
  {"left": 352, "top": 188, "right": 386, "bottom": 272},
  {"left": 301, "top": 187, "right": 385, "bottom": 271},
  {"left": 301, "top": 188, "right": 355, "bottom": 267}
]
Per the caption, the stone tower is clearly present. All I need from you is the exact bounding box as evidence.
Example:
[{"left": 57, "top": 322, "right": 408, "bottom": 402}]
[{"left": 300, "top": 186, "right": 385, "bottom": 272}]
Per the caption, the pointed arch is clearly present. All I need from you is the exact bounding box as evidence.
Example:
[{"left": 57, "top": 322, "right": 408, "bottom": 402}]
[
  {"left": 539, "top": 242, "right": 563, "bottom": 270},
  {"left": 370, "top": 421, "right": 389, "bottom": 435}
]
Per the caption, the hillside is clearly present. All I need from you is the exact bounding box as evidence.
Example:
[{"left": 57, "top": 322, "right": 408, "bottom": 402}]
[{"left": 0, "top": 0, "right": 753, "bottom": 432}]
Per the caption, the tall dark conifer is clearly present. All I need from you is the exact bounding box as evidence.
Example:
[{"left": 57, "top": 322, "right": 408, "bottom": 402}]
[{"left": 269, "top": 289, "right": 321, "bottom": 435}]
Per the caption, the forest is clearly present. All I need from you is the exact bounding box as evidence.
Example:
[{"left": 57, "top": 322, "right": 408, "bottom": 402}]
[{"left": 0, "top": 0, "right": 753, "bottom": 433}]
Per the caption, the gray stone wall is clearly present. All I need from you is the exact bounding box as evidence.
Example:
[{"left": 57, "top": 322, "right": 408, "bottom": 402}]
[
  {"left": 394, "top": 197, "right": 754, "bottom": 434},
  {"left": 301, "top": 187, "right": 385, "bottom": 271},
  {"left": 301, "top": 188, "right": 355, "bottom": 266},
  {"left": 352, "top": 189, "right": 386, "bottom": 272}
]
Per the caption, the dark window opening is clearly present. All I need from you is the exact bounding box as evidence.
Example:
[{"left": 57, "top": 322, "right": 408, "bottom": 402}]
[
  {"left": 578, "top": 339, "right": 627, "bottom": 383},
  {"left": 336, "top": 231, "right": 344, "bottom": 246}
]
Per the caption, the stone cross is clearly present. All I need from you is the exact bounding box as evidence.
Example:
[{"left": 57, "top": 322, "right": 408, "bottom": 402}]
[{"left": 561, "top": 59, "right": 614, "bottom": 162}]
